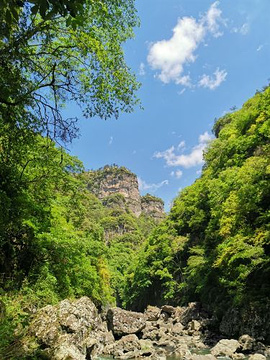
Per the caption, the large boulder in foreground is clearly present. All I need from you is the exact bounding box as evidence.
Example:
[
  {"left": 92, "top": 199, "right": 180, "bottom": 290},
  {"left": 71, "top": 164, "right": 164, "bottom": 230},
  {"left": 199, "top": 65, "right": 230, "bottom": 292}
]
[
  {"left": 27, "top": 297, "right": 114, "bottom": 359},
  {"left": 107, "top": 307, "right": 146, "bottom": 336}
]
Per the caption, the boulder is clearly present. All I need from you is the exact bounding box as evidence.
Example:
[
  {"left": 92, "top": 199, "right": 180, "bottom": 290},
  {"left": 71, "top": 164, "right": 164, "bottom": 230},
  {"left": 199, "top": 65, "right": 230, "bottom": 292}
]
[
  {"left": 249, "top": 354, "right": 266, "bottom": 360},
  {"left": 239, "top": 334, "right": 256, "bottom": 352},
  {"left": 211, "top": 339, "right": 241, "bottom": 357},
  {"left": 145, "top": 306, "right": 161, "bottom": 321},
  {"left": 232, "top": 353, "right": 246, "bottom": 360},
  {"left": 52, "top": 343, "right": 85, "bottom": 360},
  {"left": 28, "top": 297, "right": 113, "bottom": 359},
  {"left": 161, "top": 305, "right": 176, "bottom": 315},
  {"left": 107, "top": 307, "right": 146, "bottom": 336},
  {"left": 179, "top": 302, "right": 208, "bottom": 326},
  {"left": 189, "top": 355, "right": 217, "bottom": 360}
]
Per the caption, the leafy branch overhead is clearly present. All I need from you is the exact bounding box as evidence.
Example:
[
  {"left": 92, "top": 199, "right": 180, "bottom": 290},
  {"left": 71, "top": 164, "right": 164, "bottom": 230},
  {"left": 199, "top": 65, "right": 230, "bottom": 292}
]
[{"left": 0, "top": 0, "right": 140, "bottom": 142}]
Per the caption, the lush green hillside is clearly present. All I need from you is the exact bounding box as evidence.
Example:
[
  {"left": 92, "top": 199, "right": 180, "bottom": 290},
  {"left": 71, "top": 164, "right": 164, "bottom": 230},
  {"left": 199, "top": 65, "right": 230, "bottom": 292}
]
[
  {"left": 0, "top": 136, "right": 157, "bottom": 353},
  {"left": 123, "top": 87, "right": 270, "bottom": 319}
]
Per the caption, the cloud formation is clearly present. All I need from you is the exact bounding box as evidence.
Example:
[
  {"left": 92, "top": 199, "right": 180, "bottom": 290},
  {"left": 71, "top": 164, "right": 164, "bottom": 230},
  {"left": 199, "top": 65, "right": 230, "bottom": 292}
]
[
  {"left": 198, "top": 68, "right": 227, "bottom": 90},
  {"left": 232, "top": 23, "right": 249, "bottom": 35},
  {"left": 138, "top": 177, "right": 169, "bottom": 192},
  {"left": 171, "top": 170, "right": 183, "bottom": 179},
  {"left": 147, "top": 2, "right": 225, "bottom": 84},
  {"left": 139, "top": 62, "right": 146, "bottom": 76},
  {"left": 154, "top": 131, "right": 212, "bottom": 168},
  {"left": 108, "top": 136, "right": 113, "bottom": 145}
]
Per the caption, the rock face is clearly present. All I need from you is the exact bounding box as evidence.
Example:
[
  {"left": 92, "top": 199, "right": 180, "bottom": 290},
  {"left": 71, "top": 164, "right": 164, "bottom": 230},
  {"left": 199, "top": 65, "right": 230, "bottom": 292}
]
[
  {"left": 22, "top": 297, "right": 270, "bottom": 360},
  {"left": 84, "top": 165, "right": 165, "bottom": 219},
  {"left": 141, "top": 194, "right": 165, "bottom": 221},
  {"left": 219, "top": 302, "right": 270, "bottom": 343}
]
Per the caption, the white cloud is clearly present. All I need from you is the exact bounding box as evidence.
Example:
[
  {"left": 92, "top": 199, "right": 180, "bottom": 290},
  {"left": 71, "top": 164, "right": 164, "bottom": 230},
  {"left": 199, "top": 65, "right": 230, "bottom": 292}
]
[
  {"left": 108, "top": 136, "right": 113, "bottom": 145},
  {"left": 178, "top": 88, "right": 186, "bottom": 95},
  {"left": 170, "top": 169, "right": 183, "bottom": 178},
  {"left": 139, "top": 62, "right": 146, "bottom": 76},
  {"left": 198, "top": 68, "right": 227, "bottom": 90},
  {"left": 205, "top": 1, "right": 225, "bottom": 37},
  {"left": 199, "top": 131, "right": 212, "bottom": 143},
  {"left": 138, "top": 177, "right": 169, "bottom": 192},
  {"left": 147, "top": 2, "right": 225, "bottom": 84},
  {"left": 154, "top": 131, "right": 212, "bottom": 168},
  {"left": 257, "top": 44, "right": 264, "bottom": 52},
  {"left": 175, "top": 170, "right": 183, "bottom": 178},
  {"left": 177, "top": 140, "right": 186, "bottom": 150},
  {"left": 232, "top": 23, "right": 249, "bottom": 35}
]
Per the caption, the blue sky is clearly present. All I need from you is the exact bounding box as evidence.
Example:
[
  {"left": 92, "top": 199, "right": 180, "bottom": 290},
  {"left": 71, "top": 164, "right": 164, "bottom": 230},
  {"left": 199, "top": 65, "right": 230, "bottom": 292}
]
[{"left": 69, "top": 0, "right": 270, "bottom": 211}]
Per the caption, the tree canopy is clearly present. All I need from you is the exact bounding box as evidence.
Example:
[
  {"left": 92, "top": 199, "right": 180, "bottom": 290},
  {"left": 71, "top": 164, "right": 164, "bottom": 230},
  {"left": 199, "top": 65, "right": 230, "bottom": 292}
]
[{"left": 0, "top": 0, "right": 140, "bottom": 142}]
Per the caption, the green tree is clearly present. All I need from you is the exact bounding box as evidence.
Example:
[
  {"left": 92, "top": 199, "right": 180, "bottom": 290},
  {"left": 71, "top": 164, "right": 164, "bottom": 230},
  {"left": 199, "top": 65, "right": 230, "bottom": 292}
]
[{"left": 0, "top": 0, "right": 140, "bottom": 142}]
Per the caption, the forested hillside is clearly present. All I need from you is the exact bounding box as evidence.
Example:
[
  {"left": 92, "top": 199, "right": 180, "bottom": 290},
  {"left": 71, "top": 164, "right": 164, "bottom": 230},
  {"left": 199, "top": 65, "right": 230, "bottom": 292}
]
[{"left": 123, "top": 87, "right": 270, "bottom": 330}]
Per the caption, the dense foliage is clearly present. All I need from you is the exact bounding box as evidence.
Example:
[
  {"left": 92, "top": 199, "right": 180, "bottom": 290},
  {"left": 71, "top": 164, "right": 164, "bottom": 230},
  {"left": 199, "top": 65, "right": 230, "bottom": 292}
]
[
  {"left": 0, "top": 0, "right": 142, "bottom": 356},
  {"left": 0, "top": 140, "right": 157, "bottom": 357},
  {"left": 123, "top": 87, "right": 270, "bottom": 316},
  {"left": 0, "top": 0, "right": 140, "bottom": 142}
]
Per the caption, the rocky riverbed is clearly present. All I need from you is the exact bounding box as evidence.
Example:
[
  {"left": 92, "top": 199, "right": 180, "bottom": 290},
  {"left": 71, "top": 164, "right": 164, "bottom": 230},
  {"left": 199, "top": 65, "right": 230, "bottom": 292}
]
[{"left": 22, "top": 297, "right": 270, "bottom": 360}]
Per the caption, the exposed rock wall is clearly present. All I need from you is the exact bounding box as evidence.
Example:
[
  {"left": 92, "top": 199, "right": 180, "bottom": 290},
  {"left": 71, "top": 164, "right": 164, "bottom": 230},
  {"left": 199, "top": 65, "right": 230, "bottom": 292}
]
[
  {"left": 141, "top": 194, "right": 165, "bottom": 221},
  {"left": 84, "top": 165, "right": 165, "bottom": 219}
]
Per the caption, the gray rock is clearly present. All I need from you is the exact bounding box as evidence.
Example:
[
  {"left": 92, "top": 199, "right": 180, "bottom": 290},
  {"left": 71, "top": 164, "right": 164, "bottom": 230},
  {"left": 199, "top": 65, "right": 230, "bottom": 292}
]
[
  {"left": 28, "top": 297, "right": 113, "bottom": 359},
  {"left": 107, "top": 307, "right": 146, "bottom": 336},
  {"left": 171, "top": 322, "right": 184, "bottom": 335},
  {"left": 189, "top": 355, "right": 217, "bottom": 360},
  {"left": 144, "top": 306, "right": 161, "bottom": 321},
  {"left": 211, "top": 339, "right": 241, "bottom": 357},
  {"left": 239, "top": 334, "right": 256, "bottom": 352},
  {"left": 232, "top": 353, "right": 246, "bottom": 360},
  {"left": 161, "top": 305, "right": 176, "bottom": 315},
  {"left": 220, "top": 303, "right": 270, "bottom": 342},
  {"left": 179, "top": 302, "right": 205, "bottom": 326},
  {"left": 249, "top": 354, "right": 266, "bottom": 360},
  {"left": 52, "top": 343, "right": 85, "bottom": 360}
]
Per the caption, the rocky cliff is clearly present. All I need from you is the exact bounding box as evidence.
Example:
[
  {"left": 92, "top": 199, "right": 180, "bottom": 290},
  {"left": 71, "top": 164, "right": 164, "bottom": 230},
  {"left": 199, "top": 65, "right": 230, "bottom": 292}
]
[{"left": 83, "top": 165, "right": 165, "bottom": 220}]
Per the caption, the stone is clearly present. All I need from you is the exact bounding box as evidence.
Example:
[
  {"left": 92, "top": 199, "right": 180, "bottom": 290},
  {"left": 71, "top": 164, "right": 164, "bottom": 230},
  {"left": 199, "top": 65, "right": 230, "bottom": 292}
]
[
  {"left": 249, "top": 354, "right": 266, "bottom": 360},
  {"left": 145, "top": 306, "right": 161, "bottom": 321},
  {"left": 211, "top": 339, "right": 241, "bottom": 357},
  {"left": 114, "top": 334, "right": 141, "bottom": 352},
  {"left": 239, "top": 334, "right": 256, "bottom": 352},
  {"left": 52, "top": 343, "right": 85, "bottom": 360},
  {"left": 189, "top": 355, "right": 217, "bottom": 360},
  {"left": 173, "top": 343, "right": 192, "bottom": 358},
  {"left": 161, "top": 304, "right": 176, "bottom": 315},
  {"left": 179, "top": 302, "right": 206, "bottom": 326},
  {"left": 189, "top": 320, "right": 202, "bottom": 332},
  {"left": 28, "top": 297, "right": 113, "bottom": 359},
  {"left": 232, "top": 353, "right": 246, "bottom": 360},
  {"left": 171, "top": 322, "right": 184, "bottom": 335},
  {"left": 107, "top": 307, "right": 146, "bottom": 336},
  {"left": 139, "top": 339, "right": 155, "bottom": 356}
]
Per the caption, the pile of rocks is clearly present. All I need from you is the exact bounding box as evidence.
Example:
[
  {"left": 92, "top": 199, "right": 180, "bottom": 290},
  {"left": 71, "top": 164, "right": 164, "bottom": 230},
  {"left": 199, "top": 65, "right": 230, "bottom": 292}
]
[{"left": 23, "top": 297, "right": 270, "bottom": 360}]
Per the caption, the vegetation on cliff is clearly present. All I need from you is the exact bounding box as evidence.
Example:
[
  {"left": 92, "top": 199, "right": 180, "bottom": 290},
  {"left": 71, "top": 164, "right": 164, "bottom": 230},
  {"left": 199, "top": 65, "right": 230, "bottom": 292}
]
[{"left": 123, "top": 87, "right": 270, "bottom": 320}]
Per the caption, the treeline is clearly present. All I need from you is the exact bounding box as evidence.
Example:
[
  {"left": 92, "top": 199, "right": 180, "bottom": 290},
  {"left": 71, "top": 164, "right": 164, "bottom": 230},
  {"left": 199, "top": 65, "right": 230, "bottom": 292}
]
[{"left": 123, "top": 87, "right": 270, "bottom": 319}]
